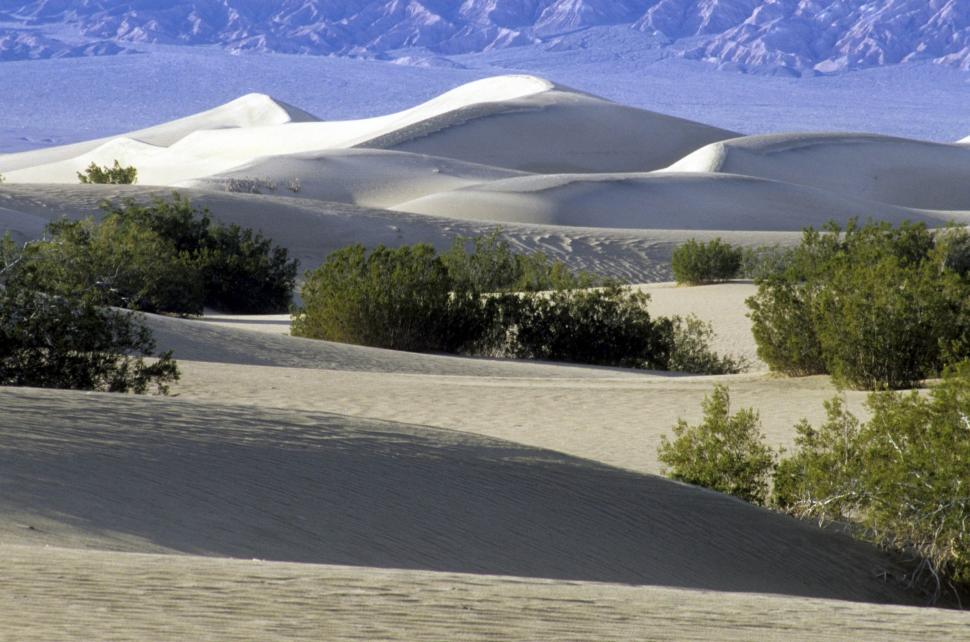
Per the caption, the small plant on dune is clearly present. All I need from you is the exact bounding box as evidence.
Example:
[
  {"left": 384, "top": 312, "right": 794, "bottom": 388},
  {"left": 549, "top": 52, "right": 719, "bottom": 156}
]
[
  {"left": 440, "top": 229, "right": 596, "bottom": 293},
  {"left": 658, "top": 385, "right": 776, "bottom": 505},
  {"left": 671, "top": 238, "right": 743, "bottom": 285},
  {"left": 293, "top": 243, "right": 469, "bottom": 353},
  {"left": 774, "top": 366, "right": 970, "bottom": 603},
  {"left": 0, "top": 233, "right": 178, "bottom": 394},
  {"left": 77, "top": 160, "right": 138, "bottom": 185},
  {"left": 668, "top": 314, "right": 748, "bottom": 375},
  {"left": 224, "top": 176, "right": 278, "bottom": 194}
]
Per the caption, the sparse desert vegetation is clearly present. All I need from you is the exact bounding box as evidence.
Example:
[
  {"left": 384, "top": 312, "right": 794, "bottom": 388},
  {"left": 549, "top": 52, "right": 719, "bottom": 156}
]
[
  {"left": 77, "top": 160, "right": 138, "bottom": 184},
  {"left": 2, "top": 72, "right": 970, "bottom": 639},
  {"left": 293, "top": 236, "right": 742, "bottom": 373}
]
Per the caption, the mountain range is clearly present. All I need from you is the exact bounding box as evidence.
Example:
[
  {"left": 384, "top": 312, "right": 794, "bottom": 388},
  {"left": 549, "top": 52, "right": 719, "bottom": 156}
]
[{"left": 2, "top": 1, "right": 968, "bottom": 75}]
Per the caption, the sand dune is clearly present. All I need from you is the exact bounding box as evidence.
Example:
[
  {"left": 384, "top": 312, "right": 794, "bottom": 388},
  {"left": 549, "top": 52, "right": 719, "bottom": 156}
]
[
  {"left": 0, "top": 386, "right": 916, "bottom": 603},
  {"left": 664, "top": 133, "right": 970, "bottom": 211},
  {"left": 0, "top": 93, "right": 316, "bottom": 175},
  {"left": 1, "top": 183, "right": 801, "bottom": 281},
  {"left": 0, "top": 76, "right": 737, "bottom": 184},
  {"left": 181, "top": 149, "right": 528, "bottom": 209},
  {"left": 356, "top": 83, "right": 738, "bottom": 173},
  {"left": 393, "top": 171, "right": 968, "bottom": 230},
  {"left": 5, "top": 546, "right": 969, "bottom": 642},
  {"left": 4, "top": 73, "right": 969, "bottom": 639}
]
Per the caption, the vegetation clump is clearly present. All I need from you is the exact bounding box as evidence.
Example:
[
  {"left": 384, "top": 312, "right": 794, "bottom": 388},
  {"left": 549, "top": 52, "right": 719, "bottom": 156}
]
[
  {"left": 660, "top": 373, "right": 970, "bottom": 603},
  {"left": 294, "top": 233, "right": 740, "bottom": 373},
  {"left": 657, "top": 385, "right": 775, "bottom": 505},
  {"left": 77, "top": 160, "right": 138, "bottom": 184},
  {"left": 25, "top": 195, "right": 298, "bottom": 315},
  {"left": 0, "top": 234, "right": 178, "bottom": 394},
  {"left": 747, "top": 220, "right": 970, "bottom": 389},
  {"left": 773, "top": 367, "right": 970, "bottom": 602},
  {"left": 671, "top": 238, "right": 742, "bottom": 285}
]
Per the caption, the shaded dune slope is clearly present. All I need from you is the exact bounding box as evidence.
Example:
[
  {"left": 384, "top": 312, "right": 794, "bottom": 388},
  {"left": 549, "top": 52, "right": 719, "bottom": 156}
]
[
  {"left": 356, "top": 87, "right": 737, "bottom": 173},
  {"left": 665, "top": 133, "right": 970, "bottom": 211},
  {"left": 0, "top": 387, "right": 913, "bottom": 603},
  {"left": 181, "top": 149, "right": 529, "bottom": 209},
  {"left": 143, "top": 312, "right": 647, "bottom": 378},
  {"left": 393, "top": 171, "right": 968, "bottom": 230},
  {"left": 1, "top": 183, "right": 788, "bottom": 281}
]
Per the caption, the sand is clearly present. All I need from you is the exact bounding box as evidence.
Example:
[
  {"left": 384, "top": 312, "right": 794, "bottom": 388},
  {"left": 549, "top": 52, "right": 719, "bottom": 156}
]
[
  {"left": 2, "top": 74, "right": 969, "bottom": 639},
  {"left": 664, "top": 133, "right": 970, "bottom": 211}
]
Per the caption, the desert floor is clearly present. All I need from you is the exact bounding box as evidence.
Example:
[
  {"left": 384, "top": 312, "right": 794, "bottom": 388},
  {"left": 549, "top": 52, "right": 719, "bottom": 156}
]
[{"left": 3, "top": 76, "right": 970, "bottom": 639}]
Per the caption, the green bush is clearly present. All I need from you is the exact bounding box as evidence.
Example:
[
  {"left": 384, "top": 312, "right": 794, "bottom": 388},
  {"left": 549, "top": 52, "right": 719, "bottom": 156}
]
[
  {"left": 657, "top": 385, "right": 776, "bottom": 505},
  {"left": 78, "top": 160, "right": 138, "bottom": 184},
  {"left": 294, "top": 241, "right": 689, "bottom": 370},
  {"left": 507, "top": 286, "right": 673, "bottom": 369},
  {"left": 747, "top": 220, "right": 970, "bottom": 389},
  {"left": 671, "top": 238, "right": 742, "bottom": 285},
  {"left": 441, "top": 230, "right": 594, "bottom": 293},
  {"left": 26, "top": 196, "right": 298, "bottom": 315},
  {"left": 26, "top": 217, "right": 203, "bottom": 314},
  {"left": 293, "top": 244, "right": 478, "bottom": 353},
  {"left": 0, "top": 235, "right": 178, "bottom": 394},
  {"left": 774, "top": 366, "right": 970, "bottom": 601},
  {"left": 668, "top": 314, "right": 748, "bottom": 375},
  {"left": 739, "top": 244, "right": 796, "bottom": 280}
]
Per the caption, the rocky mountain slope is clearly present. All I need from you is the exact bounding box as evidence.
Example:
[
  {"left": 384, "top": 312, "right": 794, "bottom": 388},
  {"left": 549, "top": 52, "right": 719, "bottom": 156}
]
[{"left": 1, "top": 1, "right": 968, "bottom": 74}]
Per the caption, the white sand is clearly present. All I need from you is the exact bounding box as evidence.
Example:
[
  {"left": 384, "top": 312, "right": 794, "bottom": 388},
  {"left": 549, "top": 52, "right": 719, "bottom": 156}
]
[
  {"left": 0, "top": 76, "right": 736, "bottom": 184},
  {"left": 664, "top": 133, "right": 970, "bottom": 211},
  {"left": 392, "top": 170, "right": 969, "bottom": 230},
  {"left": 181, "top": 149, "right": 528, "bottom": 209}
]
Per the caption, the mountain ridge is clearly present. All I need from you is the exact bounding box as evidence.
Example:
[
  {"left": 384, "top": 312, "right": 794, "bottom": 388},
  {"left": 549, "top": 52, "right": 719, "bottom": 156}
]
[{"left": 2, "top": 1, "right": 969, "bottom": 75}]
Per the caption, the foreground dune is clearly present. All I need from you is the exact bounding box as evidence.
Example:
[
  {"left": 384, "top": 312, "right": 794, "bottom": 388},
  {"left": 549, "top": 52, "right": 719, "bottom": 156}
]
[
  {"left": 0, "top": 385, "right": 917, "bottom": 602},
  {"left": 665, "top": 133, "right": 970, "bottom": 211},
  {"left": 3, "top": 545, "right": 968, "bottom": 642}
]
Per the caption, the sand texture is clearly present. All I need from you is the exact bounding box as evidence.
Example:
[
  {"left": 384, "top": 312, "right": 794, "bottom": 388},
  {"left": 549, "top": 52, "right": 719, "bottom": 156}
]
[{"left": 2, "top": 75, "right": 969, "bottom": 639}]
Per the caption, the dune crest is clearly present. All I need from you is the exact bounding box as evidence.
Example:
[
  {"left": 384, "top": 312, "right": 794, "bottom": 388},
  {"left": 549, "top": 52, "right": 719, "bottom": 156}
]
[
  {"left": 663, "top": 133, "right": 970, "bottom": 211},
  {"left": 0, "top": 75, "right": 737, "bottom": 184}
]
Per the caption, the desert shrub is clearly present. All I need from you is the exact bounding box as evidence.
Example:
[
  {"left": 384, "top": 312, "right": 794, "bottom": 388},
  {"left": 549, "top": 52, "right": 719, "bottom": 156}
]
[
  {"left": 295, "top": 238, "right": 752, "bottom": 372},
  {"left": 293, "top": 243, "right": 480, "bottom": 353},
  {"left": 739, "top": 244, "right": 796, "bottom": 280},
  {"left": 24, "top": 217, "right": 203, "bottom": 314},
  {"left": 671, "top": 238, "right": 742, "bottom": 285},
  {"left": 506, "top": 286, "right": 673, "bottom": 369},
  {"left": 669, "top": 314, "right": 748, "bottom": 375},
  {"left": 748, "top": 220, "right": 970, "bottom": 389},
  {"left": 658, "top": 385, "right": 776, "bottom": 505},
  {"left": 23, "top": 196, "right": 297, "bottom": 315},
  {"left": 77, "top": 160, "right": 138, "bottom": 184},
  {"left": 939, "top": 225, "right": 970, "bottom": 277},
  {"left": 441, "top": 230, "right": 594, "bottom": 293},
  {"left": 774, "top": 366, "right": 970, "bottom": 601},
  {"left": 0, "top": 234, "right": 178, "bottom": 394}
]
